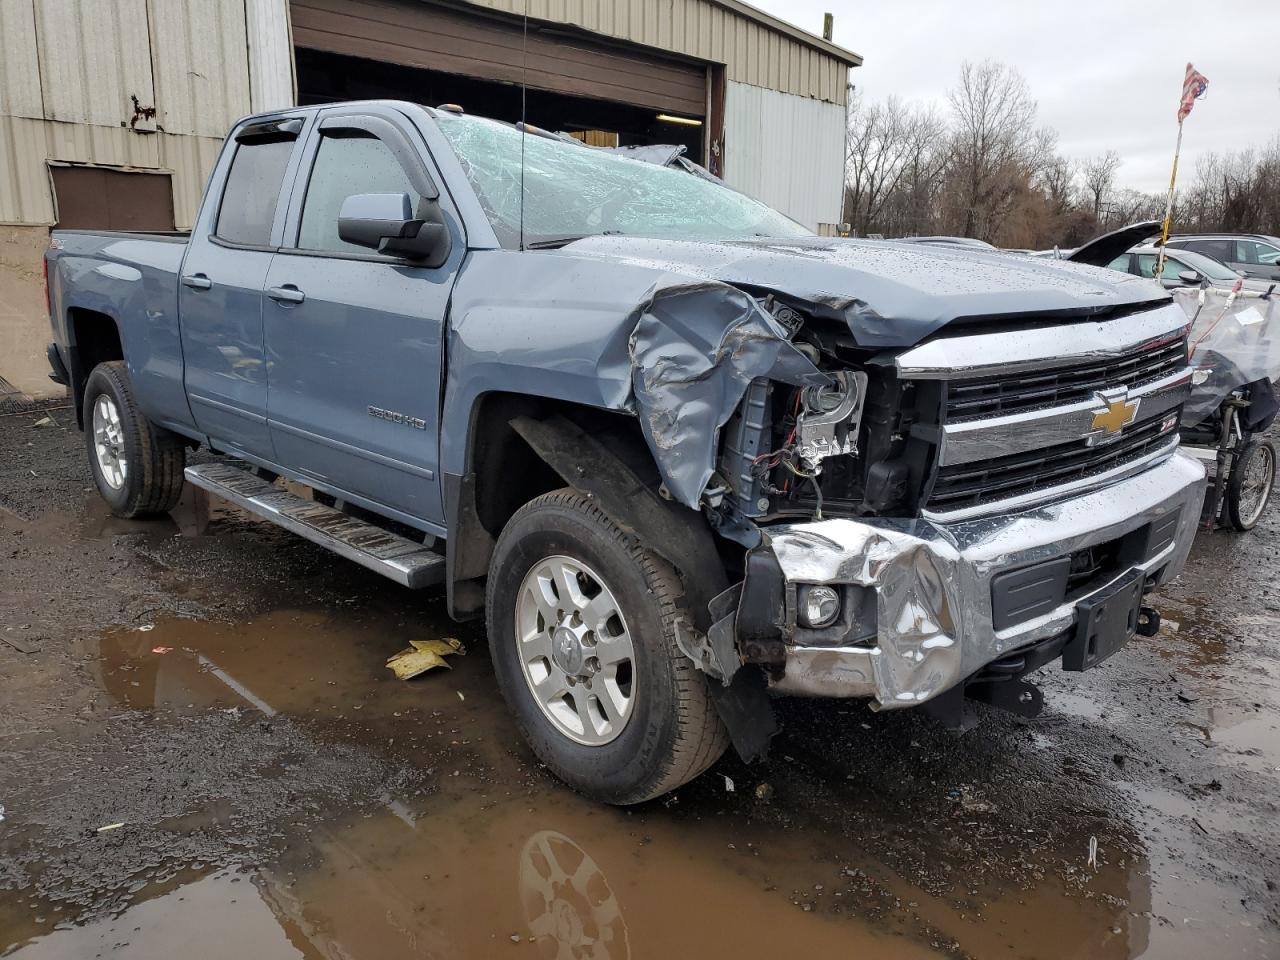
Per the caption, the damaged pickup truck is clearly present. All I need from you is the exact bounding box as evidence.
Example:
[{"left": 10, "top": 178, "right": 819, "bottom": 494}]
[{"left": 45, "top": 101, "right": 1206, "bottom": 804}]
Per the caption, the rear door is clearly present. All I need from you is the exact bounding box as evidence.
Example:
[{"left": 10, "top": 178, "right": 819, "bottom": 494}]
[
  {"left": 179, "top": 116, "right": 308, "bottom": 460},
  {"left": 263, "top": 106, "right": 463, "bottom": 529},
  {"left": 1231, "top": 239, "right": 1280, "bottom": 280}
]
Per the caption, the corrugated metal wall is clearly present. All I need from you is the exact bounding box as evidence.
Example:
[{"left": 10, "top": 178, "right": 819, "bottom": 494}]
[
  {"left": 463, "top": 0, "right": 852, "bottom": 105},
  {"left": 0, "top": 0, "right": 294, "bottom": 228},
  {"left": 722, "top": 80, "right": 845, "bottom": 231}
]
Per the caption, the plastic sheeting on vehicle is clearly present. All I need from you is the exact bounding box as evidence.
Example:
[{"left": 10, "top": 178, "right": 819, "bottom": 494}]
[{"left": 1173, "top": 287, "right": 1280, "bottom": 426}]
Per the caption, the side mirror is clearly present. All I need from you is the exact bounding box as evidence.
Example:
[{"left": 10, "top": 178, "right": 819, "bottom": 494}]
[
  {"left": 337, "top": 192, "right": 451, "bottom": 266},
  {"left": 1177, "top": 270, "right": 1201, "bottom": 285}
]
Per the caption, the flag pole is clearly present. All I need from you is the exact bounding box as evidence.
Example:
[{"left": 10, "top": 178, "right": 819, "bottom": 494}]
[{"left": 1155, "top": 118, "right": 1184, "bottom": 279}]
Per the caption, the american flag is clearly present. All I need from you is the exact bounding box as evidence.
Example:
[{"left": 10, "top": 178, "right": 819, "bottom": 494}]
[{"left": 1177, "top": 63, "right": 1209, "bottom": 122}]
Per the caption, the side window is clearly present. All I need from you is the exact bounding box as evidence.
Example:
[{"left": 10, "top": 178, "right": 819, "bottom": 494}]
[
  {"left": 1236, "top": 240, "right": 1280, "bottom": 266},
  {"left": 216, "top": 138, "right": 294, "bottom": 246},
  {"left": 1135, "top": 254, "right": 1160, "bottom": 278},
  {"left": 297, "top": 133, "right": 422, "bottom": 254},
  {"left": 1190, "top": 239, "right": 1232, "bottom": 261},
  {"left": 1105, "top": 254, "right": 1131, "bottom": 273}
]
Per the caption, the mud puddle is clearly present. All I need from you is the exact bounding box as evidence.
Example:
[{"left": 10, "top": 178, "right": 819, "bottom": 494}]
[{"left": 8, "top": 605, "right": 1256, "bottom": 960}]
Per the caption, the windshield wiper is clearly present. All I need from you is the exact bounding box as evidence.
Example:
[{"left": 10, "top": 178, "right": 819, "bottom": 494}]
[{"left": 524, "top": 230, "right": 624, "bottom": 250}]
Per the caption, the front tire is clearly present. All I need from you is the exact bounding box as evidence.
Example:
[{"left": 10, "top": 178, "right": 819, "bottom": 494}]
[
  {"left": 486, "top": 489, "right": 728, "bottom": 804},
  {"left": 83, "top": 361, "right": 186, "bottom": 518}
]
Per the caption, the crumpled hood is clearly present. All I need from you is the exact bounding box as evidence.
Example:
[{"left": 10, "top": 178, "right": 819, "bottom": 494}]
[{"left": 560, "top": 235, "right": 1170, "bottom": 347}]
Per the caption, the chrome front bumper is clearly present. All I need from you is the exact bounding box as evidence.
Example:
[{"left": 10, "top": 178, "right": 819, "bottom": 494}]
[{"left": 763, "top": 452, "right": 1206, "bottom": 706}]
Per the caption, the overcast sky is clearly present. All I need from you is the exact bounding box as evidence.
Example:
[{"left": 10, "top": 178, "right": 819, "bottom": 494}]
[{"left": 751, "top": 0, "right": 1279, "bottom": 193}]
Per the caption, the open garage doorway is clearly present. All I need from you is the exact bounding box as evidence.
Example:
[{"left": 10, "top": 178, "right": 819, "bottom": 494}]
[
  {"left": 296, "top": 49, "right": 705, "bottom": 159},
  {"left": 291, "top": 0, "right": 716, "bottom": 168}
]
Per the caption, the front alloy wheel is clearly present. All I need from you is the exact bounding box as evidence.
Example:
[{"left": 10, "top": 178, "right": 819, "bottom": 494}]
[
  {"left": 515, "top": 555, "right": 636, "bottom": 745},
  {"left": 487, "top": 488, "right": 728, "bottom": 804}
]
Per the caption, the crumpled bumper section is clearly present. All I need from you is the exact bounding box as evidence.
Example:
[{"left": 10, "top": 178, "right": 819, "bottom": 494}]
[{"left": 759, "top": 453, "right": 1206, "bottom": 706}]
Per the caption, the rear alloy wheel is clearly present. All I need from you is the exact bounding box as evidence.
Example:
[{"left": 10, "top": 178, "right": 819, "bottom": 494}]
[
  {"left": 487, "top": 489, "right": 728, "bottom": 804},
  {"left": 82, "top": 361, "right": 186, "bottom": 518},
  {"left": 91, "top": 393, "right": 128, "bottom": 491}
]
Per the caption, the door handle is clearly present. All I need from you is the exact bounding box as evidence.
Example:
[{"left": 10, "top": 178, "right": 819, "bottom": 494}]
[
  {"left": 267, "top": 284, "right": 305, "bottom": 304},
  {"left": 181, "top": 273, "right": 212, "bottom": 290}
]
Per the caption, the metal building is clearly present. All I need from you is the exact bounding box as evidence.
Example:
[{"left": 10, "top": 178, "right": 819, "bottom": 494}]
[{"left": 0, "top": 0, "right": 859, "bottom": 399}]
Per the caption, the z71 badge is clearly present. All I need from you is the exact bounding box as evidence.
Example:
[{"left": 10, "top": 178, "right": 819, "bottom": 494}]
[{"left": 367, "top": 406, "right": 426, "bottom": 430}]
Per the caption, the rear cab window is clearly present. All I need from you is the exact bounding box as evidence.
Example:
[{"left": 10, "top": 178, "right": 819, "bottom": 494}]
[{"left": 215, "top": 119, "right": 303, "bottom": 246}]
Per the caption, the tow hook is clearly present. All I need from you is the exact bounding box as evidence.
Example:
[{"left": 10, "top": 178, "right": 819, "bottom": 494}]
[
  {"left": 1136, "top": 606, "right": 1161, "bottom": 637},
  {"left": 966, "top": 678, "right": 1044, "bottom": 719}
]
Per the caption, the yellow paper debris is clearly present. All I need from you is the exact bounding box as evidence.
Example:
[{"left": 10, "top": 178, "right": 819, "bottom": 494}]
[
  {"left": 96, "top": 823, "right": 125, "bottom": 833},
  {"left": 386, "top": 638, "right": 465, "bottom": 680}
]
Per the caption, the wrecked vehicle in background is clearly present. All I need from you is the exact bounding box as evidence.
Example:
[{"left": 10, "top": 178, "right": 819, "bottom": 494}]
[
  {"left": 600, "top": 142, "right": 722, "bottom": 181},
  {"left": 45, "top": 101, "right": 1205, "bottom": 804}
]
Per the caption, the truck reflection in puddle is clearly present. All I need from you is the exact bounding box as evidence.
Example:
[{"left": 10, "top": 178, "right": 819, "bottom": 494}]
[{"left": 520, "top": 829, "right": 627, "bottom": 960}]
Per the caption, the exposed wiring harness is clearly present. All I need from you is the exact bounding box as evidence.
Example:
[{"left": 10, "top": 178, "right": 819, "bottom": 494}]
[{"left": 748, "top": 388, "right": 825, "bottom": 519}]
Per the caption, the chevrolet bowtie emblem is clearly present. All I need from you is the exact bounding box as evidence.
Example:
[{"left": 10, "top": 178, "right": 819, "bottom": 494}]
[{"left": 1091, "top": 393, "right": 1139, "bottom": 435}]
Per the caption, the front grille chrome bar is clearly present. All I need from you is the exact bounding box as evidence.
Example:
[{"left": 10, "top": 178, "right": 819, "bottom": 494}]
[
  {"left": 895, "top": 301, "right": 1189, "bottom": 380},
  {"left": 924, "top": 436, "right": 1181, "bottom": 523},
  {"left": 938, "top": 366, "right": 1190, "bottom": 467}
]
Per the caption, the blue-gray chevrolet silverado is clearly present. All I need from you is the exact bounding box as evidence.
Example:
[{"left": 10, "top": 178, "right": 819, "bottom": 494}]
[{"left": 45, "top": 100, "right": 1206, "bottom": 804}]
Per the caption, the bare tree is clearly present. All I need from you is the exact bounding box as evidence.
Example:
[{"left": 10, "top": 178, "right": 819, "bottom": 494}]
[
  {"left": 1181, "top": 139, "right": 1280, "bottom": 235},
  {"left": 843, "top": 93, "right": 945, "bottom": 236},
  {"left": 838, "top": 64, "right": 1279, "bottom": 247},
  {"left": 1080, "top": 150, "right": 1122, "bottom": 222},
  {"left": 1038, "top": 154, "right": 1076, "bottom": 219},
  {"left": 945, "top": 60, "right": 1042, "bottom": 242}
]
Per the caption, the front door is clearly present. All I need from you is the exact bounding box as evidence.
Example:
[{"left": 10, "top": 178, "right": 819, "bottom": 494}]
[
  {"left": 263, "top": 108, "right": 462, "bottom": 529},
  {"left": 180, "top": 117, "right": 307, "bottom": 460}
]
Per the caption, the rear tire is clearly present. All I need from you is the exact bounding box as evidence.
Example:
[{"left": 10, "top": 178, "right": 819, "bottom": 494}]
[
  {"left": 486, "top": 489, "right": 728, "bottom": 804},
  {"left": 83, "top": 361, "right": 186, "bottom": 518}
]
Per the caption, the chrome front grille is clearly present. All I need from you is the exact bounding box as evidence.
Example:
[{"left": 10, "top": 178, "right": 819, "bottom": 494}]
[
  {"left": 894, "top": 302, "right": 1194, "bottom": 521},
  {"left": 927, "top": 409, "right": 1181, "bottom": 514},
  {"left": 945, "top": 336, "right": 1188, "bottom": 422}
]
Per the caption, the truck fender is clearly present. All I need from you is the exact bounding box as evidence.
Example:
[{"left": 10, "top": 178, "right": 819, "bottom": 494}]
[
  {"left": 509, "top": 414, "right": 777, "bottom": 764},
  {"left": 508, "top": 414, "right": 728, "bottom": 620}
]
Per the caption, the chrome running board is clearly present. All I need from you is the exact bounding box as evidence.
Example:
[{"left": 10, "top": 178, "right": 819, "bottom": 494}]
[{"left": 184, "top": 461, "right": 445, "bottom": 589}]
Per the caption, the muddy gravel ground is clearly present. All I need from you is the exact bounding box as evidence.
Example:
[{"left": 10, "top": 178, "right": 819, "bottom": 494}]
[{"left": 1, "top": 403, "right": 1277, "bottom": 959}]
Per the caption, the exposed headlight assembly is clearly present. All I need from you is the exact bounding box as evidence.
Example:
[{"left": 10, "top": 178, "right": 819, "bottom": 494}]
[{"left": 795, "top": 370, "right": 868, "bottom": 472}]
